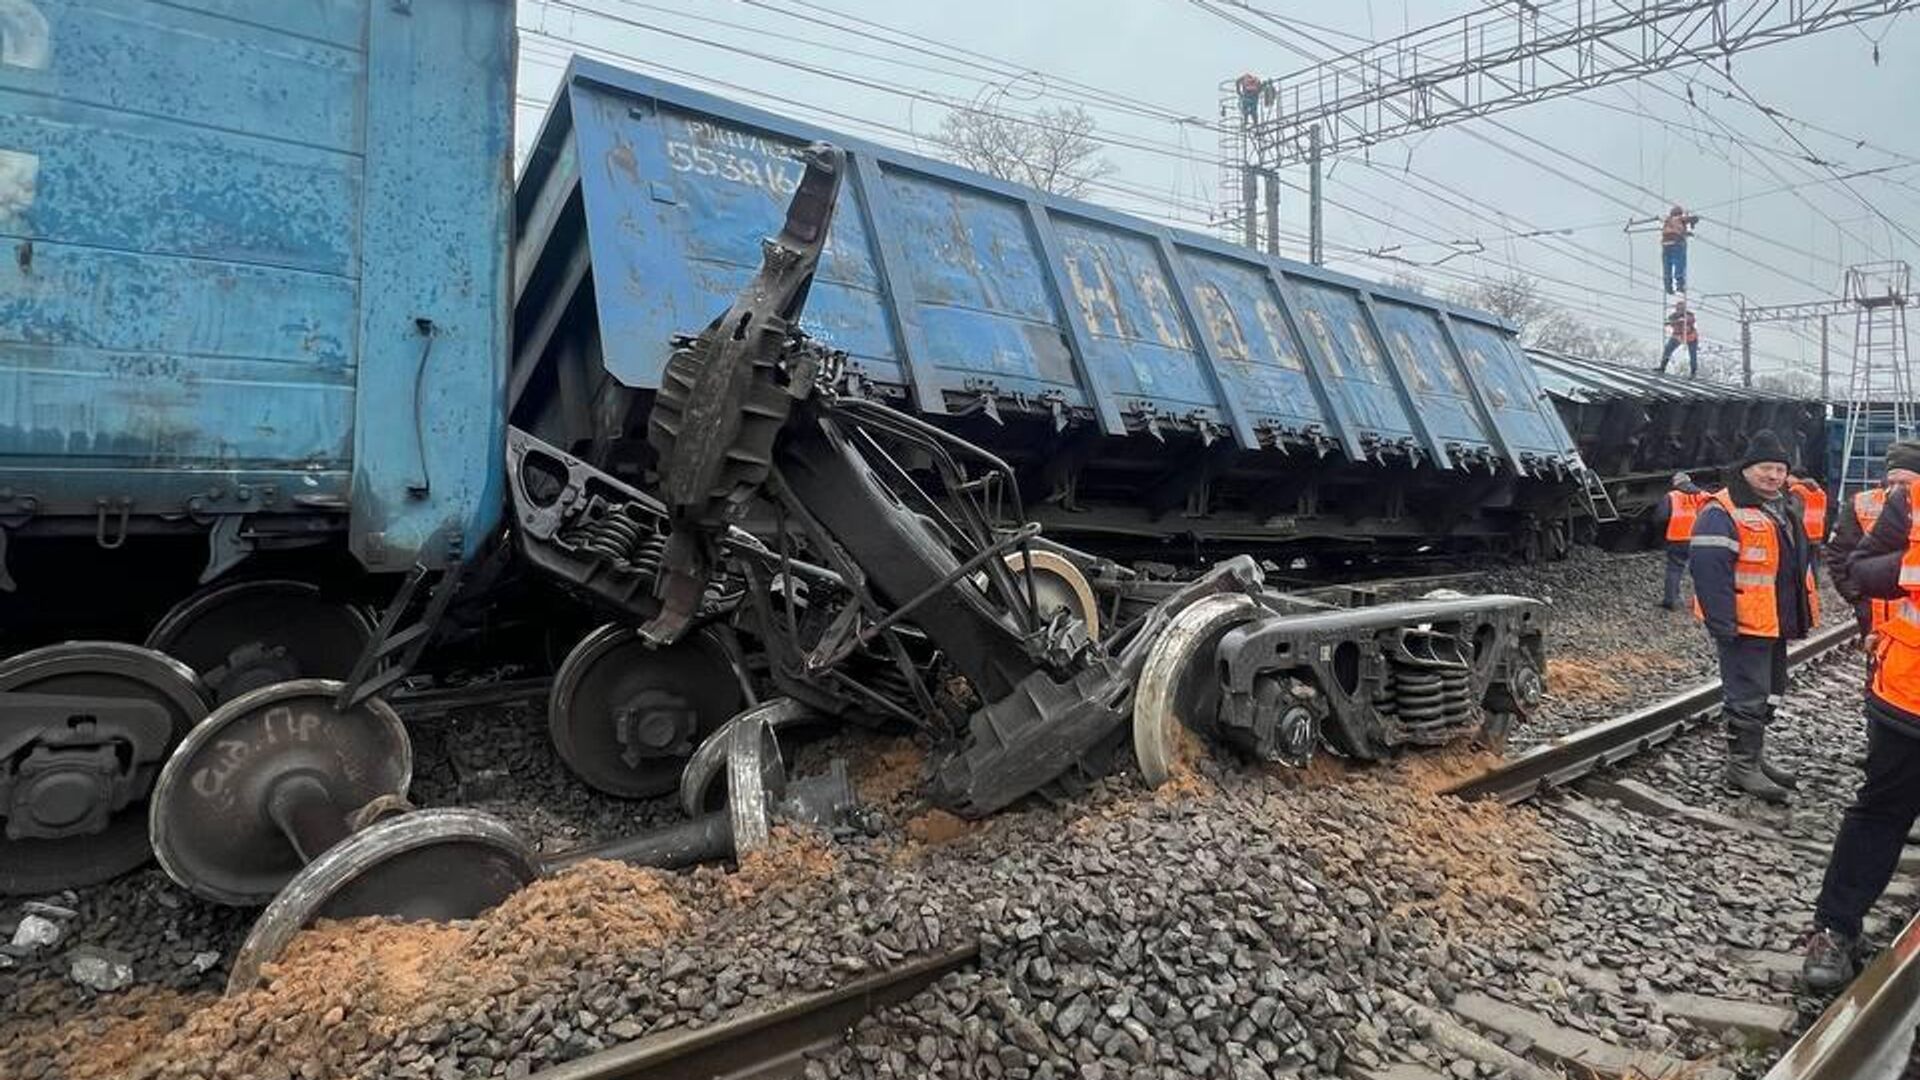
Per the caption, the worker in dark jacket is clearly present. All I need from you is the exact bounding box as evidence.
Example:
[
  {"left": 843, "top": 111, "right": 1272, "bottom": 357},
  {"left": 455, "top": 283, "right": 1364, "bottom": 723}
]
[
  {"left": 1825, "top": 441, "right": 1920, "bottom": 636},
  {"left": 1650, "top": 471, "right": 1706, "bottom": 610},
  {"left": 1804, "top": 476, "right": 1920, "bottom": 988},
  {"left": 1688, "top": 429, "right": 1818, "bottom": 804}
]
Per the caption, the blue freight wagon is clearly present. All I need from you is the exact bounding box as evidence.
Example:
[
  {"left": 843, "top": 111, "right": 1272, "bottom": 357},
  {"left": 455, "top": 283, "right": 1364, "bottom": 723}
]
[
  {"left": 0, "top": 0, "right": 513, "bottom": 891},
  {"left": 510, "top": 60, "right": 1600, "bottom": 565},
  {"left": 0, "top": 0, "right": 511, "bottom": 634}
]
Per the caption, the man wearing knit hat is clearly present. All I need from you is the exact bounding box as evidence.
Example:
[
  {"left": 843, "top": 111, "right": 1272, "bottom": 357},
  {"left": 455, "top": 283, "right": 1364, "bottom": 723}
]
[
  {"left": 1804, "top": 441, "right": 1920, "bottom": 988},
  {"left": 1688, "top": 429, "right": 1819, "bottom": 804},
  {"left": 1825, "top": 440, "right": 1920, "bottom": 636}
]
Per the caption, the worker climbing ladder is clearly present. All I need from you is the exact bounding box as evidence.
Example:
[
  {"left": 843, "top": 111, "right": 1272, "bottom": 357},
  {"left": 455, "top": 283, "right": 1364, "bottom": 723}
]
[{"left": 1836, "top": 262, "right": 1915, "bottom": 500}]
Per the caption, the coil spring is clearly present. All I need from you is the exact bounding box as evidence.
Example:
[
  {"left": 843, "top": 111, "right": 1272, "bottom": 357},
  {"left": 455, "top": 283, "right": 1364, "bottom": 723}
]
[
  {"left": 1387, "top": 665, "right": 1474, "bottom": 735},
  {"left": 564, "top": 505, "right": 666, "bottom": 576}
]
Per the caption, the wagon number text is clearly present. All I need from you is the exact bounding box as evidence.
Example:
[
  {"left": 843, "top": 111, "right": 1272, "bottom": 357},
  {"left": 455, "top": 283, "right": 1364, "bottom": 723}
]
[{"left": 664, "top": 139, "right": 802, "bottom": 199}]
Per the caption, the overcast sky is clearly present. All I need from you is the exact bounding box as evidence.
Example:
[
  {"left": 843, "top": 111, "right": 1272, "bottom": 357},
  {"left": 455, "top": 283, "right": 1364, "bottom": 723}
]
[{"left": 511, "top": 0, "right": 1920, "bottom": 385}]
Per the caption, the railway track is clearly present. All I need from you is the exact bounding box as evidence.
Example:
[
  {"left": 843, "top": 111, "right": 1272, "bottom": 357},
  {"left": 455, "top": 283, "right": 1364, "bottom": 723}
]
[
  {"left": 1443, "top": 622, "right": 1856, "bottom": 804},
  {"left": 523, "top": 946, "right": 979, "bottom": 1080},
  {"left": 487, "top": 618, "right": 1900, "bottom": 1080},
  {"left": 1443, "top": 619, "right": 1916, "bottom": 1080},
  {"left": 2, "top": 556, "right": 1895, "bottom": 1079},
  {"left": 1766, "top": 906, "right": 1920, "bottom": 1079}
]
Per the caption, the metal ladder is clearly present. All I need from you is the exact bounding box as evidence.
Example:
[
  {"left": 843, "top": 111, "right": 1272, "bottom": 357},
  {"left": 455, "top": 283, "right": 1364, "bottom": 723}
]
[
  {"left": 1837, "top": 263, "right": 1915, "bottom": 501},
  {"left": 1577, "top": 462, "right": 1621, "bottom": 523}
]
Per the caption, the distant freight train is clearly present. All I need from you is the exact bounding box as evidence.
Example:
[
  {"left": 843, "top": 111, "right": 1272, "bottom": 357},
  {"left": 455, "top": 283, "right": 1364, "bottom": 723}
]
[{"left": 0, "top": 4, "right": 1816, "bottom": 895}]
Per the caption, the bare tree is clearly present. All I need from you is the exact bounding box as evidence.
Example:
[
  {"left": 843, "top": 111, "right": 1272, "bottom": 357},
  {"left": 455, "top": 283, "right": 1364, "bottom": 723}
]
[
  {"left": 937, "top": 104, "right": 1115, "bottom": 198},
  {"left": 1454, "top": 273, "right": 1657, "bottom": 368},
  {"left": 1386, "top": 270, "right": 1430, "bottom": 296}
]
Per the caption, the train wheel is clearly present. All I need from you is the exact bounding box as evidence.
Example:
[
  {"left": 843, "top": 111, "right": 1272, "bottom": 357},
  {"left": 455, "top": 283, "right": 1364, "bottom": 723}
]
[
  {"left": 1131, "top": 595, "right": 1260, "bottom": 788},
  {"left": 148, "top": 680, "right": 412, "bottom": 906},
  {"left": 146, "top": 580, "right": 374, "bottom": 704},
  {"left": 1003, "top": 551, "right": 1101, "bottom": 640},
  {"left": 677, "top": 698, "right": 813, "bottom": 817},
  {"left": 548, "top": 626, "right": 745, "bottom": 799},
  {"left": 0, "top": 643, "right": 210, "bottom": 894},
  {"left": 226, "top": 808, "right": 538, "bottom": 994}
]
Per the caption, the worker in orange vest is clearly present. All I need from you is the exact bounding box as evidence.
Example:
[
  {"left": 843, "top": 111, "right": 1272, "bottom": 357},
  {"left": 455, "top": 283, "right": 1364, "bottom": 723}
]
[
  {"left": 1657, "top": 299, "right": 1700, "bottom": 378},
  {"left": 1805, "top": 460, "right": 1920, "bottom": 988},
  {"left": 1788, "top": 469, "right": 1830, "bottom": 581},
  {"left": 1688, "top": 430, "right": 1818, "bottom": 804},
  {"left": 1650, "top": 471, "right": 1707, "bottom": 610},
  {"left": 1660, "top": 204, "right": 1700, "bottom": 294},
  {"left": 1828, "top": 442, "right": 1920, "bottom": 636},
  {"left": 1235, "top": 73, "right": 1263, "bottom": 126}
]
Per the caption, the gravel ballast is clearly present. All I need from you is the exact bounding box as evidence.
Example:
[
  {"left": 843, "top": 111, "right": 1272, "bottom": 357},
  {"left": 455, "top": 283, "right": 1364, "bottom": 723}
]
[{"left": 0, "top": 547, "right": 1887, "bottom": 1079}]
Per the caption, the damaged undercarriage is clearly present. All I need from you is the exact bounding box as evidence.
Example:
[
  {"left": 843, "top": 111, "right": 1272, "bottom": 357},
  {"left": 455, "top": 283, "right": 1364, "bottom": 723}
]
[
  {"left": 509, "top": 142, "right": 1549, "bottom": 842},
  {"left": 149, "top": 143, "right": 1550, "bottom": 989}
]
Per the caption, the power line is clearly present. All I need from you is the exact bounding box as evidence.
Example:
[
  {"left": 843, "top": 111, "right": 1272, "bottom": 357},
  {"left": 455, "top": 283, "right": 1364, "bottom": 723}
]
[{"left": 518, "top": 2, "right": 1881, "bottom": 365}]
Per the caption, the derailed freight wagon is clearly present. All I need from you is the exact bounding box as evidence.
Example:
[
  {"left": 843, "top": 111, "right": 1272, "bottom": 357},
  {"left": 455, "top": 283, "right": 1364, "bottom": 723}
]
[
  {"left": 0, "top": 0, "right": 516, "bottom": 891},
  {"left": 510, "top": 61, "right": 1608, "bottom": 566},
  {"left": 0, "top": 0, "right": 514, "bottom": 622},
  {"left": 1529, "top": 349, "right": 1827, "bottom": 539},
  {"left": 0, "top": 17, "right": 1557, "bottom": 928}
]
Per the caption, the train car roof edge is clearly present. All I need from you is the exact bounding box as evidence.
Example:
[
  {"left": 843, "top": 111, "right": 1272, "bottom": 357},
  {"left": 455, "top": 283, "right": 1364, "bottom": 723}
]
[{"left": 538, "top": 55, "right": 1523, "bottom": 336}]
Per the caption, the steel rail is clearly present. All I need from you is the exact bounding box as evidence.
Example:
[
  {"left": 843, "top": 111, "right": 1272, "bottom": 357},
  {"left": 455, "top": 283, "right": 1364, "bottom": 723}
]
[
  {"left": 1765, "top": 907, "right": 1920, "bottom": 1080},
  {"left": 1441, "top": 621, "right": 1856, "bottom": 804},
  {"left": 522, "top": 943, "right": 979, "bottom": 1080},
  {"left": 1445, "top": 616, "right": 1920, "bottom": 1078},
  {"left": 385, "top": 676, "right": 555, "bottom": 716}
]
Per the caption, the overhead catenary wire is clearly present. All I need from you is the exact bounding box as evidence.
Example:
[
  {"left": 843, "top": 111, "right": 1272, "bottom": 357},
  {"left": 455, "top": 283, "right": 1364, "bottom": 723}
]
[
  {"left": 514, "top": 39, "right": 1809, "bottom": 378},
  {"left": 516, "top": 22, "right": 1805, "bottom": 372},
  {"left": 515, "top": 0, "right": 1896, "bottom": 379}
]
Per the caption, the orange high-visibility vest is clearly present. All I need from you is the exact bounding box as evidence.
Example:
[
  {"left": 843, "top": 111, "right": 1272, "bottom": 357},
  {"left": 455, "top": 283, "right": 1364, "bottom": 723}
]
[
  {"left": 1871, "top": 508, "right": 1920, "bottom": 714},
  {"left": 1857, "top": 486, "right": 1897, "bottom": 631},
  {"left": 1691, "top": 489, "right": 1820, "bottom": 637},
  {"left": 1792, "top": 480, "right": 1829, "bottom": 542},
  {"left": 1665, "top": 489, "right": 1704, "bottom": 542}
]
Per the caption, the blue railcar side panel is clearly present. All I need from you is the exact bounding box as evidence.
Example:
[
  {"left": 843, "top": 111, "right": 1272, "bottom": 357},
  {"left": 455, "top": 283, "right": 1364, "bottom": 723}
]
[
  {"left": 1281, "top": 279, "right": 1417, "bottom": 443},
  {"left": 530, "top": 60, "right": 1582, "bottom": 473},
  {"left": 348, "top": 0, "right": 514, "bottom": 566},
  {"left": 6, "top": 345, "right": 353, "bottom": 463},
  {"left": 6, "top": 1, "right": 365, "bottom": 151},
  {"left": 1176, "top": 249, "right": 1328, "bottom": 442},
  {"left": 572, "top": 94, "right": 903, "bottom": 392},
  {"left": 1456, "top": 324, "right": 1573, "bottom": 453},
  {"left": 1368, "top": 299, "right": 1494, "bottom": 452},
  {"left": 0, "top": 0, "right": 511, "bottom": 571},
  {"left": 116, "top": 0, "right": 367, "bottom": 47},
  {"left": 0, "top": 90, "right": 360, "bottom": 273},
  {"left": 1052, "top": 217, "right": 1218, "bottom": 419},
  {"left": 879, "top": 169, "right": 1083, "bottom": 404}
]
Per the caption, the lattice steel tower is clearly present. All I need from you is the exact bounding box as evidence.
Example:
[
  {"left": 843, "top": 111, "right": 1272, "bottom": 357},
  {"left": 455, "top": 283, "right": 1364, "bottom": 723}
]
[{"left": 1838, "top": 261, "right": 1915, "bottom": 498}]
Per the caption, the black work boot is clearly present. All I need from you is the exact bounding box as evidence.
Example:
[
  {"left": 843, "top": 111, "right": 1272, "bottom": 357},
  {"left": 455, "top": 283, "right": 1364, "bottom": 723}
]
[
  {"left": 1801, "top": 927, "right": 1857, "bottom": 990},
  {"left": 1726, "top": 728, "right": 1791, "bottom": 804},
  {"left": 1756, "top": 729, "right": 1800, "bottom": 790}
]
